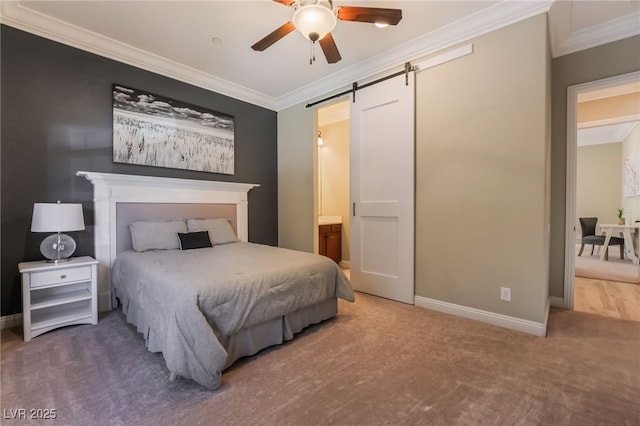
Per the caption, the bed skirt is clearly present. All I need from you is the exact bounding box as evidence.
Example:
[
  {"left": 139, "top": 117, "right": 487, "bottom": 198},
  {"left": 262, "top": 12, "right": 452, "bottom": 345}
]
[
  {"left": 220, "top": 297, "right": 338, "bottom": 368},
  {"left": 117, "top": 292, "right": 337, "bottom": 373}
]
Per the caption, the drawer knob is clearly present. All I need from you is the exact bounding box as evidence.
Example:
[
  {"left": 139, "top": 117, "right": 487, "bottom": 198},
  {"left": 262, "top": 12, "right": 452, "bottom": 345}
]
[{"left": 60, "top": 274, "right": 67, "bottom": 279}]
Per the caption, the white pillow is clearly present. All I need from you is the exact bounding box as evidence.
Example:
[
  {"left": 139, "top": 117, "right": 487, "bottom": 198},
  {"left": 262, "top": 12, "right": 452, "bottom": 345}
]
[
  {"left": 129, "top": 219, "right": 187, "bottom": 252},
  {"left": 187, "top": 218, "right": 239, "bottom": 245}
]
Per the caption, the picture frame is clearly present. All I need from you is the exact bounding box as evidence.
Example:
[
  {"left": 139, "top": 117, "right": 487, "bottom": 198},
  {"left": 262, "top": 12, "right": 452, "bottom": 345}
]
[{"left": 112, "top": 84, "right": 235, "bottom": 175}]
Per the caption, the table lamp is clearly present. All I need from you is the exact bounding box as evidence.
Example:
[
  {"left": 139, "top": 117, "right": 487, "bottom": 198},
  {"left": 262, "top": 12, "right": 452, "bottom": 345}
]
[{"left": 31, "top": 201, "right": 85, "bottom": 263}]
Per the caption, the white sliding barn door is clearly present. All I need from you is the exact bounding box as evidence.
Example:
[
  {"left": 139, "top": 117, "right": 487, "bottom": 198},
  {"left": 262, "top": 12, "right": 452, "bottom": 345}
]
[{"left": 350, "top": 73, "right": 415, "bottom": 304}]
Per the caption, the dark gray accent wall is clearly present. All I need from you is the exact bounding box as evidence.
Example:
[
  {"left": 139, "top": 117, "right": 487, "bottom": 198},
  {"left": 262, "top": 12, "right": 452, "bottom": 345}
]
[
  {"left": 1, "top": 25, "right": 278, "bottom": 316},
  {"left": 549, "top": 35, "right": 640, "bottom": 299}
]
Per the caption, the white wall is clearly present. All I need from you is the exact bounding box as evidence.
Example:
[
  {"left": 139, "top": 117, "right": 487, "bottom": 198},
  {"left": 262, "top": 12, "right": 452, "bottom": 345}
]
[
  {"left": 622, "top": 123, "right": 640, "bottom": 224},
  {"left": 622, "top": 123, "right": 640, "bottom": 252}
]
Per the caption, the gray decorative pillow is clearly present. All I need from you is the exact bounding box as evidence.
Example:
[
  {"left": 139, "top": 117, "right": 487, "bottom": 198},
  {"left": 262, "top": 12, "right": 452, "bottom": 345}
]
[
  {"left": 187, "top": 218, "right": 239, "bottom": 245},
  {"left": 129, "top": 219, "right": 187, "bottom": 252}
]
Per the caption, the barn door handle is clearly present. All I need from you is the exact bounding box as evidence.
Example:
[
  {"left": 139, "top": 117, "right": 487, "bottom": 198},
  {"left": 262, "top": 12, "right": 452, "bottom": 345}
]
[{"left": 353, "top": 202, "right": 356, "bottom": 217}]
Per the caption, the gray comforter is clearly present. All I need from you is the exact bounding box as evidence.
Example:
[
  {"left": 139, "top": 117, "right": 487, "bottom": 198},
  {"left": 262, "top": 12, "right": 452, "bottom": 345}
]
[{"left": 112, "top": 242, "right": 354, "bottom": 389}]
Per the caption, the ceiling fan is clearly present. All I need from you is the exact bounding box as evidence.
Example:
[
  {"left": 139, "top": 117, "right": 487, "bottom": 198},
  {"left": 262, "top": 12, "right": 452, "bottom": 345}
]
[{"left": 251, "top": 0, "right": 403, "bottom": 64}]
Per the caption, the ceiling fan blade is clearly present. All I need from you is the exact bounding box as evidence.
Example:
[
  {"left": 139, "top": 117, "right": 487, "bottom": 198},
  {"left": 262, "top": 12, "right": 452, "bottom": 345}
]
[
  {"left": 319, "top": 33, "right": 342, "bottom": 64},
  {"left": 251, "top": 21, "right": 296, "bottom": 51},
  {"left": 336, "top": 6, "right": 402, "bottom": 26},
  {"left": 272, "top": 0, "right": 296, "bottom": 5}
]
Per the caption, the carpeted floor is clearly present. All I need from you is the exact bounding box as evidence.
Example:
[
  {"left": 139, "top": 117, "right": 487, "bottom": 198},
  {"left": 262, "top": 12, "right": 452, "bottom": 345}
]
[{"left": 1, "top": 293, "right": 639, "bottom": 425}]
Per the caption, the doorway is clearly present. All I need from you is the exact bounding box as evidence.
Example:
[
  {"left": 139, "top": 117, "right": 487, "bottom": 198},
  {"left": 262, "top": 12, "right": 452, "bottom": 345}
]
[
  {"left": 565, "top": 71, "right": 640, "bottom": 320},
  {"left": 315, "top": 70, "right": 416, "bottom": 304},
  {"left": 317, "top": 99, "right": 351, "bottom": 269}
]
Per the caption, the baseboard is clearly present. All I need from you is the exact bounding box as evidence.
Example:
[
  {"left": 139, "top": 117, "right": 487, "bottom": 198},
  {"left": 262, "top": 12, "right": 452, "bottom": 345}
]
[
  {"left": 0, "top": 314, "right": 23, "bottom": 329},
  {"left": 550, "top": 296, "right": 564, "bottom": 308},
  {"left": 542, "top": 299, "right": 550, "bottom": 337},
  {"left": 414, "top": 296, "right": 548, "bottom": 337},
  {"left": 339, "top": 260, "right": 351, "bottom": 269}
]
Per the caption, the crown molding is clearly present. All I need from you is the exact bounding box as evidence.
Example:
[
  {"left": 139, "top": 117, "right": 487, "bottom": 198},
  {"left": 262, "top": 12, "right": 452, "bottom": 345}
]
[
  {"left": 577, "top": 121, "right": 638, "bottom": 146},
  {"left": 0, "top": 1, "right": 279, "bottom": 110},
  {"left": 551, "top": 10, "right": 640, "bottom": 58},
  {"left": 577, "top": 114, "right": 640, "bottom": 130},
  {"left": 2, "top": 0, "right": 554, "bottom": 111}
]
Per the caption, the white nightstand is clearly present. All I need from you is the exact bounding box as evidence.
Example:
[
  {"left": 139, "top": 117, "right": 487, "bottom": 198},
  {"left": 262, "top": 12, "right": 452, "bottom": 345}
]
[{"left": 19, "top": 256, "right": 99, "bottom": 341}]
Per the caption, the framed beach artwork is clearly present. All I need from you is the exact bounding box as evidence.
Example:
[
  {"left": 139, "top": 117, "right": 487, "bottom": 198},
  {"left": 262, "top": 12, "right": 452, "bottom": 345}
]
[{"left": 112, "top": 84, "right": 235, "bottom": 175}]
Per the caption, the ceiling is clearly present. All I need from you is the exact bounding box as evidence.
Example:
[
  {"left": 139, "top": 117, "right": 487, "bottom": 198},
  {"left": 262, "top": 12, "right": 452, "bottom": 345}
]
[{"left": 2, "top": 1, "right": 639, "bottom": 111}]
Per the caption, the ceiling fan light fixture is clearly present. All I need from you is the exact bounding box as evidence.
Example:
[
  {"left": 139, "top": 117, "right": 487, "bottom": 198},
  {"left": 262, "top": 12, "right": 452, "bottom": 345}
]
[
  {"left": 252, "top": 1, "right": 402, "bottom": 64},
  {"left": 292, "top": 3, "right": 337, "bottom": 41},
  {"left": 374, "top": 22, "right": 389, "bottom": 29}
]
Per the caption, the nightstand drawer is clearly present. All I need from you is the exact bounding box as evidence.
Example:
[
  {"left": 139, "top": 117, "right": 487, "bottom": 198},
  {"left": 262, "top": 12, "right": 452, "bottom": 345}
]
[{"left": 30, "top": 266, "right": 92, "bottom": 288}]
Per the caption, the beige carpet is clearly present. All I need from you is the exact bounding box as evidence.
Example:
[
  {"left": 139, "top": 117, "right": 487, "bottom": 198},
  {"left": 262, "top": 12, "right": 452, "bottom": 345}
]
[
  {"left": 2, "top": 294, "right": 639, "bottom": 425},
  {"left": 575, "top": 244, "right": 640, "bottom": 284}
]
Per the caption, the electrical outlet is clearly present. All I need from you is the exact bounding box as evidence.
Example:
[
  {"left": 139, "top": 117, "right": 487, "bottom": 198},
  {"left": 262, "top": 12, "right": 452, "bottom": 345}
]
[{"left": 500, "top": 287, "right": 511, "bottom": 302}]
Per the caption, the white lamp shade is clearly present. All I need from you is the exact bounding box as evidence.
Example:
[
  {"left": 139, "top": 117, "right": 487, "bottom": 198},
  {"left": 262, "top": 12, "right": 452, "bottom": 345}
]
[
  {"left": 293, "top": 4, "right": 337, "bottom": 41},
  {"left": 31, "top": 203, "right": 85, "bottom": 232}
]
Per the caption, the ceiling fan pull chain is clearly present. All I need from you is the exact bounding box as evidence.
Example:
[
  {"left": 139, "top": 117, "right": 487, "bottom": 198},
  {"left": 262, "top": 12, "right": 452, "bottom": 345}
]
[{"left": 309, "top": 39, "right": 317, "bottom": 64}]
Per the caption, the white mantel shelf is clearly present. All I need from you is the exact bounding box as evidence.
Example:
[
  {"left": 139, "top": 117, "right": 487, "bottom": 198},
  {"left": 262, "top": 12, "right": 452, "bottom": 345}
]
[{"left": 77, "top": 171, "right": 258, "bottom": 194}]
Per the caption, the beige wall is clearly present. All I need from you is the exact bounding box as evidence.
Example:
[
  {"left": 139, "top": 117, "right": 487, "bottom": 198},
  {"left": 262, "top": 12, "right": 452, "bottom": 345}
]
[
  {"left": 576, "top": 143, "right": 622, "bottom": 232},
  {"left": 277, "top": 23, "right": 640, "bottom": 312},
  {"left": 415, "top": 14, "right": 550, "bottom": 322},
  {"left": 277, "top": 106, "right": 315, "bottom": 252},
  {"left": 549, "top": 35, "right": 640, "bottom": 298},
  {"left": 319, "top": 120, "right": 351, "bottom": 261}
]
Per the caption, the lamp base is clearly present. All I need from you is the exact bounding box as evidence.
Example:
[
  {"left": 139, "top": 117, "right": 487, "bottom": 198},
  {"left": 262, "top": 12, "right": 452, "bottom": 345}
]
[{"left": 40, "top": 233, "right": 76, "bottom": 262}]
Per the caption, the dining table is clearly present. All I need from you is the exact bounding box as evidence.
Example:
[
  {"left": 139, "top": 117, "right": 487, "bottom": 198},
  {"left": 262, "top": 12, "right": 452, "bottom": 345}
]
[{"left": 599, "top": 223, "right": 640, "bottom": 265}]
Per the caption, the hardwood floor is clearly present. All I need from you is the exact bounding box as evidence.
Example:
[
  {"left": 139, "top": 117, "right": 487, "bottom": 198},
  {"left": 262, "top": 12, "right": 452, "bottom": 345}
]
[{"left": 574, "top": 277, "right": 640, "bottom": 322}]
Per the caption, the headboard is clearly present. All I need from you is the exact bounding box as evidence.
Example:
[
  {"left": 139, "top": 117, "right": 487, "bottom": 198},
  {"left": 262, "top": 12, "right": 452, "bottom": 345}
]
[
  {"left": 115, "top": 203, "right": 237, "bottom": 254},
  {"left": 76, "top": 171, "right": 259, "bottom": 311}
]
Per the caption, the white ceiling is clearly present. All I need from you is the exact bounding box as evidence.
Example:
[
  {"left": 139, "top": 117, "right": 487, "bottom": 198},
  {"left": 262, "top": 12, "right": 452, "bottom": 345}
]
[{"left": 2, "top": 0, "right": 639, "bottom": 111}]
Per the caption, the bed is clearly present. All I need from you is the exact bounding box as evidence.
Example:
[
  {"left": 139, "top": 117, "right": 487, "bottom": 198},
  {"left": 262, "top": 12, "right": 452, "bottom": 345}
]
[{"left": 77, "top": 171, "right": 354, "bottom": 390}]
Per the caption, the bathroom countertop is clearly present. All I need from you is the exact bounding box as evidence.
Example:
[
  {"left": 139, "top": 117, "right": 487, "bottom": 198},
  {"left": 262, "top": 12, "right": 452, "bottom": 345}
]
[{"left": 318, "top": 215, "right": 342, "bottom": 225}]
